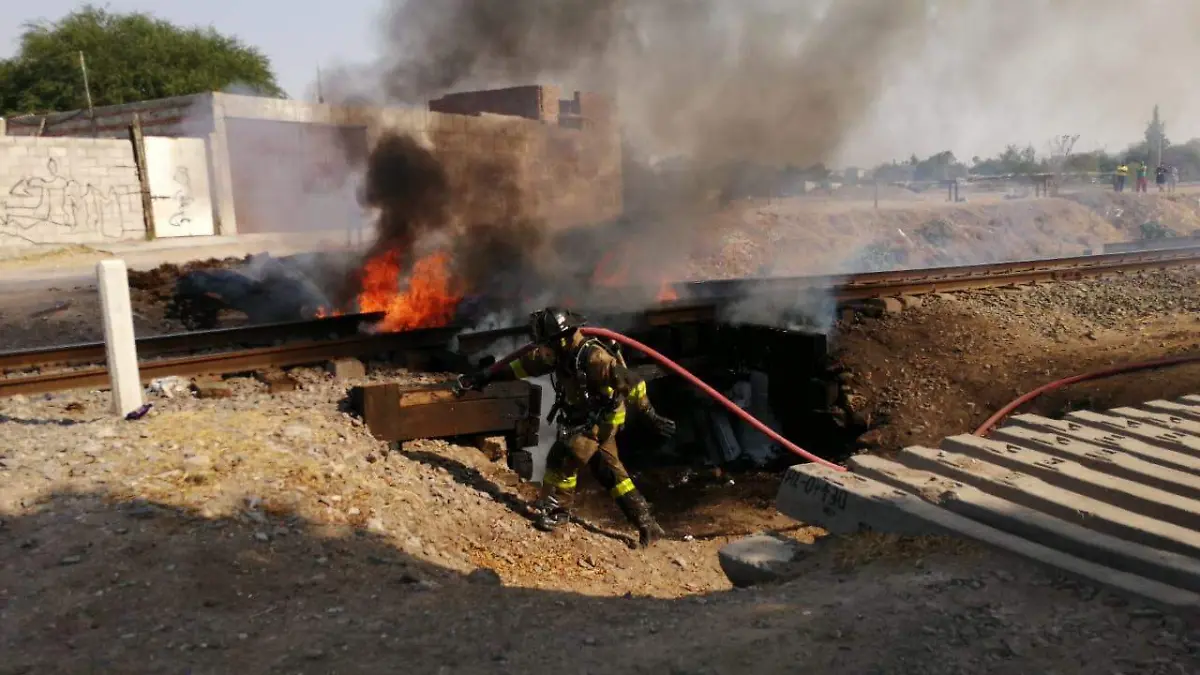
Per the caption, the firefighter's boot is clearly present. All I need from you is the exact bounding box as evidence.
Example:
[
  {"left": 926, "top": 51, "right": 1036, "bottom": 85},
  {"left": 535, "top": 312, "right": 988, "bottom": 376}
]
[
  {"left": 617, "top": 491, "right": 666, "bottom": 548},
  {"left": 533, "top": 491, "right": 571, "bottom": 533}
]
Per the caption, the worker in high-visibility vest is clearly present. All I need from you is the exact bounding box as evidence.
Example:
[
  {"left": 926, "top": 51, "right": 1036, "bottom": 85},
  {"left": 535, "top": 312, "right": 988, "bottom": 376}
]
[
  {"left": 457, "top": 308, "right": 676, "bottom": 547},
  {"left": 1115, "top": 163, "right": 1129, "bottom": 192}
]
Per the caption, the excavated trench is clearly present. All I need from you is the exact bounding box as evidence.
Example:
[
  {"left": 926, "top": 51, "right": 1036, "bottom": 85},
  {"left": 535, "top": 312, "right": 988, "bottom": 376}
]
[
  {"left": 501, "top": 319, "right": 868, "bottom": 535},
  {"left": 615, "top": 322, "right": 860, "bottom": 471}
]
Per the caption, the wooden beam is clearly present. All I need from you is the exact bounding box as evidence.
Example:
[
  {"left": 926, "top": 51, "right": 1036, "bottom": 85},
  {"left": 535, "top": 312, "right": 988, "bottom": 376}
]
[
  {"left": 128, "top": 114, "right": 157, "bottom": 240},
  {"left": 352, "top": 380, "right": 542, "bottom": 444}
]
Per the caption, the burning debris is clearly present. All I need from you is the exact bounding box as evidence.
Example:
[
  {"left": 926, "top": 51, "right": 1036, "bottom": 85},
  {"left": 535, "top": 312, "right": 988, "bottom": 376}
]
[
  {"left": 167, "top": 254, "right": 331, "bottom": 330},
  {"left": 355, "top": 249, "right": 462, "bottom": 332},
  {"left": 317, "top": 0, "right": 941, "bottom": 334},
  {"left": 323, "top": 128, "right": 684, "bottom": 334}
]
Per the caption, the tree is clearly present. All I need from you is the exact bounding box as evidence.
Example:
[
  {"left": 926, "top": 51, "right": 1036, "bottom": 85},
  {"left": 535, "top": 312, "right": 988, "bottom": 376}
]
[
  {"left": 911, "top": 150, "right": 966, "bottom": 181},
  {"left": 0, "top": 5, "right": 284, "bottom": 115},
  {"left": 970, "top": 144, "right": 1042, "bottom": 176}
]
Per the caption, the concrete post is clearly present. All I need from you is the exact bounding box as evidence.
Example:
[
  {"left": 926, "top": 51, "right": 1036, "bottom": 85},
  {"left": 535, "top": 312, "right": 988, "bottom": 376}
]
[
  {"left": 97, "top": 260, "right": 143, "bottom": 416},
  {"left": 0, "top": 117, "right": 6, "bottom": 136},
  {"left": 206, "top": 94, "right": 239, "bottom": 236}
]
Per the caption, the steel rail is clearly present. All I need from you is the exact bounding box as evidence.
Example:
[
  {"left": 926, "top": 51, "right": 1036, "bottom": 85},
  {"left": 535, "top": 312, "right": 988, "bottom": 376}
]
[
  {"left": 6, "top": 246, "right": 1196, "bottom": 373},
  {"left": 666, "top": 245, "right": 1200, "bottom": 304},
  {"left": 0, "top": 312, "right": 386, "bottom": 372},
  {"left": 0, "top": 326, "right": 458, "bottom": 398},
  {"left": 2, "top": 246, "right": 1198, "bottom": 397}
]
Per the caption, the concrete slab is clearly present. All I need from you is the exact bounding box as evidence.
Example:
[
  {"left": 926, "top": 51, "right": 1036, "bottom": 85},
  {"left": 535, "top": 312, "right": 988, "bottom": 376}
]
[
  {"left": 778, "top": 463, "right": 1200, "bottom": 609},
  {"left": 851, "top": 454, "right": 1200, "bottom": 593},
  {"left": 943, "top": 435, "right": 1200, "bottom": 532},
  {"left": 895, "top": 445, "right": 1200, "bottom": 559},
  {"left": 1183, "top": 395, "right": 1200, "bottom": 406},
  {"left": 1066, "top": 410, "right": 1200, "bottom": 457},
  {"left": 1110, "top": 405, "right": 1200, "bottom": 436},
  {"left": 717, "top": 533, "right": 816, "bottom": 587},
  {"left": 988, "top": 424, "right": 1200, "bottom": 501},
  {"left": 776, "top": 464, "right": 938, "bottom": 536},
  {"left": 1009, "top": 414, "right": 1200, "bottom": 477},
  {"left": 1141, "top": 399, "right": 1200, "bottom": 424}
]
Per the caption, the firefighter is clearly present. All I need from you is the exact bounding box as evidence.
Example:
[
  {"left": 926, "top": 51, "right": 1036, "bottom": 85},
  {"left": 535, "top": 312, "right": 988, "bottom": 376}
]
[{"left": 456, "top": 307, "right": 677, "bottom": 547}]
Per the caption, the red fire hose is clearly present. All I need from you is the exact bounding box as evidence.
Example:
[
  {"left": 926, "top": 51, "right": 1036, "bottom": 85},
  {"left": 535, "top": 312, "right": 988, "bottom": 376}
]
[
  {"left": 481, "top": 327, "right": 845, "bottom": 471},
  {"left": 973, "top": 353, "right": 1200, "bottom": 437}
]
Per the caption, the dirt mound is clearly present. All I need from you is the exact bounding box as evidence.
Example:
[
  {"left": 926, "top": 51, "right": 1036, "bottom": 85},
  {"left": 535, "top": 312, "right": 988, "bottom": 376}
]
[
  {"left": 684, "top": 196, "right": 1125, "bottom": 279},
  {"left": 833, "top": 267, "right": 1200, "bottom": 454},
  {"left": 1059, "top": 190, "right": 1200, "bottom": 239},
  {"left": 0, "top": 368, "right": 778, "bottom": 598},
  {"left": 127, "top": 256, "right": 249, "bottom": 295}
]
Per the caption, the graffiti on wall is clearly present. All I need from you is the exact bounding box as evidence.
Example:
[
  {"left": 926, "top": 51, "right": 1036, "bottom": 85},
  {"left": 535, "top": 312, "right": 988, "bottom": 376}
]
[
  {"left": 144, "top": 136, "right": 214, "bottom": 238},
  {"left": 0, "top": 158, "right": 142, "bottom": 244},
  {"left": 166, "top": 166, "right": 195, "bottom": 229}
]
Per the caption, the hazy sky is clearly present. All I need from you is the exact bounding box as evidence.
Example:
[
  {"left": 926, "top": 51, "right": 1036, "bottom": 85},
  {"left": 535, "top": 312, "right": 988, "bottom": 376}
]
[{"left": 0, "top": 0, "right": 371, "bottom": 100}]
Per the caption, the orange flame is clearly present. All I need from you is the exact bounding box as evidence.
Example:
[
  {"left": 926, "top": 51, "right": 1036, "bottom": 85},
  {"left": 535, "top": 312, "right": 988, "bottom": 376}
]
[
  {"left": 592, "top": 250, "right": 678, "bottom": 303},
  {"left": 315, "top": 307, "right": 343, "bottom": 318},
  {"left": 591, "top": 250, "right": 631, "bottom": 287},
  {"left": 356, "top": 249, "right": 463, "bottom": 332}
]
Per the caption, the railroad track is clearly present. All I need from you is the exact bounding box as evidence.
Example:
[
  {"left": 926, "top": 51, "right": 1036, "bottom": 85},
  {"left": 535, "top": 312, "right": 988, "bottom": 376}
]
[
  {"left": 0, "top": 312, "right": 387, "bottom": 372},
  {"left": 669, "top": 244, "right": 1200, "bottom": 303},
  {"left": 2, "top": 246, "right": 1198, "bottom": 398},
  {"left": 1, "top": 327, "right": 459, "bottom": 397}
]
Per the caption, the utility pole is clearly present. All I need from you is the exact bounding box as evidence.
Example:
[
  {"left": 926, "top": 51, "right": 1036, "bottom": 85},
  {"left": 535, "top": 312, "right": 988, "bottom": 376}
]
[
  {"left": 79, "top": 51, "right": 96, "bottom": 136},
  {"left": 1149, "top": 105, "right": 1165, "bottom": 167}
]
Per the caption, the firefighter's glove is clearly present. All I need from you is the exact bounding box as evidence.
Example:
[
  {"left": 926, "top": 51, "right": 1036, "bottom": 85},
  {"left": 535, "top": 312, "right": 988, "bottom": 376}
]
[
  {"left": 647, "top": 411, "right": 677, "bottom": 438},
  {"left": 454, "top": 371, "right": 488, "bottom": 396}
]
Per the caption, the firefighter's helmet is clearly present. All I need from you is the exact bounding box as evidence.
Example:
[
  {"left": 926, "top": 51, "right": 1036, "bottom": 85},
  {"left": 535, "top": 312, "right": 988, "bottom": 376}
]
[{"left": 529, "top": 307, "right": 585, "bottom": 343}]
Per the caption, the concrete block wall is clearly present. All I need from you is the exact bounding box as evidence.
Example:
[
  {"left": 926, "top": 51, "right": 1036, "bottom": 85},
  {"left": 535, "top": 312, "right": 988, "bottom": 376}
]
[
  {"left": 0, "top": 136, "right": 147, "bottom": 248},
  {"left": 2, "top": 93, "right": 215, "bottom": 139},
  {"left": 429, "top": 85, "right": 557, "bottom": 123},
  {"left": 0, "top": 85, "right": 623, "bottom": 245},
  {"left": 214, "top": 89, "right": 623, "bottom": 233}
]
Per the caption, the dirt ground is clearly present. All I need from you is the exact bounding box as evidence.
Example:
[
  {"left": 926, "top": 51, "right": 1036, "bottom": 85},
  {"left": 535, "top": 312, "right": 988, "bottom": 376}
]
[
  {"left": 3, "top": 191, "right": 1200, "bottom": 672},
  {"left": 684, "top": 187, "right": 1200, "bottom": 279},
  {"left": 834, "top": 267, "right": 1200, "bottom": 455},
  {"left": 3, "top": 371, "right": 1200, "bottom": 675}
]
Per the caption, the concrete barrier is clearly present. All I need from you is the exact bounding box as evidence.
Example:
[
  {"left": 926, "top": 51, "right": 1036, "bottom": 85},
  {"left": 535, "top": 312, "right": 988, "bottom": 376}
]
[
  {"left": 851, "top": 453, "right": 1200, "bottom": 593},
  {"left": 776, "top": 462, "right": 1200, "bottom": 609},
  {"left": 988, "top": 424, "right": 1200, "bottom": 501},
  {"left": 1066, "top": 410, "right": 1200, "bottom": 456},
  {"left": 1009, "top": 413, "right": 1200, "bottom": 477},
  {"left": 1110, "top": 405, "right": 1200, "bottom": 436},
  {"left": 895, "top": 445, "right": 1200, "bottom": 558},
  {"left": 97, "top": 260, "right": 143, "bottom": 416},
  {"left": 1141, "top": 399, "right": 1200, "bottom": 424},
  {"left": 942, "top": 435, "right": 1200, "bottom": 531}
]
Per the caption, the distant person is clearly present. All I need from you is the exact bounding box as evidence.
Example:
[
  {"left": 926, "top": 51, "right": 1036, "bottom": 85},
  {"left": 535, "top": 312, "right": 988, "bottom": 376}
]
[
  {"left": 1135, "top": 161, "right": 1149, "bottom": 193},
  {"left": 1170, "top": 165, "right": 1180, "bottom": 193},
  {"left": 1115, "top": 163, "right": 1129, "bottom": 192},
  {"left": 1156, "top": 164, "right": 1168, "bottom": 191}
]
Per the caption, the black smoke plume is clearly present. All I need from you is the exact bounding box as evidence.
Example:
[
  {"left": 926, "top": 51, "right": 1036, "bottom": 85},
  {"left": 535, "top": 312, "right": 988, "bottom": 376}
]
[{"left": 331, "top": 0, "right": 937, "bottom": 321}]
